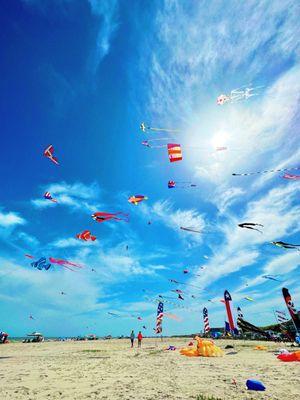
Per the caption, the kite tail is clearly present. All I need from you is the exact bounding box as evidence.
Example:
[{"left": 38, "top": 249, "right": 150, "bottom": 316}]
[
  {"left": 149, "top": 128, "right": 181, "bottom": 133},
  {"left": 115, "top": 212, "right": 130, "bottom": 222}
]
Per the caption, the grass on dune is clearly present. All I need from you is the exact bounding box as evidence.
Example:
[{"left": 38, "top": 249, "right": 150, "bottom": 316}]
[{"left": 196, "top": 395, "right": 223, "bottom": 400}]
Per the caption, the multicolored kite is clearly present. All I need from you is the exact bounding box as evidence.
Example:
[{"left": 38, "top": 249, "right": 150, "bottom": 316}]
[
  {"left": 43, "top": 145, "right": 59, "bottom": 165},
  {"left": 167, "top": 143, "right": 182, "bottom": 163},
  {"left": 271, "top": 241, "right": 300, "bottom": 250},
  {"left": 217, "top": 85, "right": 263, "bottom": 105},
  {"left": 128, "top": 195, "right": 148, "bottom": 205},
  {"left": 91, "top": 212, "right": 129, "bottom": 223},
  {"left": 44, "top": 192, "right": 57, "bottom": 203},
  {"left": 76, "top": 230, "right": 96, "bottom": 241}
]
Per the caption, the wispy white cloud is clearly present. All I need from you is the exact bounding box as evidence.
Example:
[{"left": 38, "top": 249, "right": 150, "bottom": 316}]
[
  {"left": 0, "top": 210, "right": 26, "bottom": 228},
  {"left": 88, "top": 0, "right": 119, "bottom": 70},
  {"left": 141, "top": 199, "right": 206, "bottom": 244}
]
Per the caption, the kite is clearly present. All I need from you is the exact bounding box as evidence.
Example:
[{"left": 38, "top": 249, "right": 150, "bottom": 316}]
[
  {"left": 76, "top": 230, "right": 96, "bottom": 241},
  {"left": 25, "top": 254, "right": 34, "bottom": 259},
  {"left": 137, "top": 316, "right": 142, "bottom": 321},
  {"left": 142, "top": 325, "right": 147, "bottom": 329},
  {"left": 178, "top": 294, "right": 184, "bottom": 300},
  {"left": 217, "top": 85, "right": 263, "bottom": 105},
  {"left": 168, "top": 180, "right": 196, "bottom": 189},
  {"left": 91, "top": 211, "right": 129, "bottom": 223},
  {"left": 271, "top": 241, "right": 300, "bottom": 250},
  {"left": 244, "top": 296, "right": 254, "bottom": 302},
  {"left": 262, "top": 275, "right": 281, "bottom": 282},
  {"left": 108, "top": 312, "right": 120, "bottom": 317},
  {"left": 60, "top": 292, "right": 66, "bottom": 295},
  {"left": 171, "top": 289, "right": 184, "bottom": 294},
  {"left": 31, "top": 257, "right": 51, "bottom": 271},
  {"left": 233, "top": 166, "right": 300, "bottom": 177},
  {"left": 140, "top": 122, "right": 180, "bottom": 133},
  {"left": 43, "top": 145, "right": 59, "bottom": 165},
  {"left": 180, "top": 226, "right": 202, "bottom": 234},
  {"left": 238, "top": 223, "right": 263, "bottom": 234},
  {"left": 49, "top": 257, "right": 83, "bottom": 271},
  {"left": 44, "top": 192, "right": 57, "bottom": 203},
  {"left": 128, "top": 195, "right": 148, "bottom": 205},
  {"left": 167, "top": 143, "right": 182, "bottom": 162},
  {"left": 183, "top": 269, "right": 189, "bottom": 274},
  {"left": 29, "top": 315, "right": 35, "bottom": 320},
  {"left": 282, "top": 173, "right": 300, "bottom": 180}
]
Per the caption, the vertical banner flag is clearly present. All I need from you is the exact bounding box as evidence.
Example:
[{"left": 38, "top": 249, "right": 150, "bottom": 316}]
[
  {"left": 203, "top": 308, "right": 210, "bottom": 333},
  {"left": 224, "top": 290, "right": 236, "bottom": 332},
  {"left": 167, "top": 143, "right": 182, "bottom": 163},
  {"left": 156, "top": 302, "right": 164, "bottom": 334},
  {"left": 282, "top": 288, "right": 300, "bottom": 332}
]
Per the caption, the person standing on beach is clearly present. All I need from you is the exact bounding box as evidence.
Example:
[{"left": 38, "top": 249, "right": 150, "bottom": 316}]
[
  {"left": 137, "top": 331, "right": 143, "bottom": 348},
  {"left": 130, "top": 330, "right": 135, "bottom": 348}
]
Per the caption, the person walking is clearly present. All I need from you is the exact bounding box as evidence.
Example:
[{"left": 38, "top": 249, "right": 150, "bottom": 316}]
[
  {"left": 130, "top": 330, "right": 135, "bottom": 348},
  {"left": 137, "top": 331, "right": 143, "bottom": 348}
]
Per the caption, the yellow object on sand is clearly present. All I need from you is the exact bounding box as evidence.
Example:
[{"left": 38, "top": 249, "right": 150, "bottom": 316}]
[
  {"left": 254, "top": 345, "right": 267, "bottom": 351},
  {"left": 180, "top": 337, "right": 224, "bottom": 357}
]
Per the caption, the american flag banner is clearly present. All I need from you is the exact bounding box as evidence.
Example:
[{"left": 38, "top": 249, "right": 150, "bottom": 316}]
[
  {"left": 156, "top": 302, "right": 164, "bottom": 334},
  {"left": 203, "top": 307, "right": 210, "bottom": 333},
  {"left": 167, "top": 143, "right": 182, "bottom": 163}
]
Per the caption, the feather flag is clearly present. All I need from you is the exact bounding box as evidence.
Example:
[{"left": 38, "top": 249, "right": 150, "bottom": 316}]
[
  {"left": 167, "top": 143, "right": 182, "bottom": 163},
  {"left": 282, "top": 288, "right": 300, "bottom": 332},
  {"left": 156, "top": 302, "right": 164, "bottom": 334},
  {"left": 224, "top": 290, "right": 236, "bottom": 332},
  {"left": 203, "top": 307, "right": 210, "bottom": 333}
]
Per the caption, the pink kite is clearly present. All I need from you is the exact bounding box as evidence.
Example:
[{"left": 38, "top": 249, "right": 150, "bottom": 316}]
[{"left": 282, "top": 173, "right": 300, "bottom": 180}]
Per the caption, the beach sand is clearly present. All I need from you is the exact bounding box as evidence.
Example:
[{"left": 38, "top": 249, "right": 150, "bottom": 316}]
[{"left": 0, "top": 338, "right": 299, "bottom": 399}]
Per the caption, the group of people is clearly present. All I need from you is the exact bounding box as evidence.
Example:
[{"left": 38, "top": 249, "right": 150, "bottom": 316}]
[{"left": 130, "top": 330, "right": 143, "bottom": 348}]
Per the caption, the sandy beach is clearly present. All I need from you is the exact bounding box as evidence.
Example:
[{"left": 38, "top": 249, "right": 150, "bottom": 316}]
[{"left": 0, "top": 338, "right": 299, "bottom": 400}]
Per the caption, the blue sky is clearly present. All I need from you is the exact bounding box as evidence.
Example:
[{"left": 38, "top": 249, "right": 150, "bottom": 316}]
[{"left": 0, "top": 0, "right": 299, "bottom": 337}]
